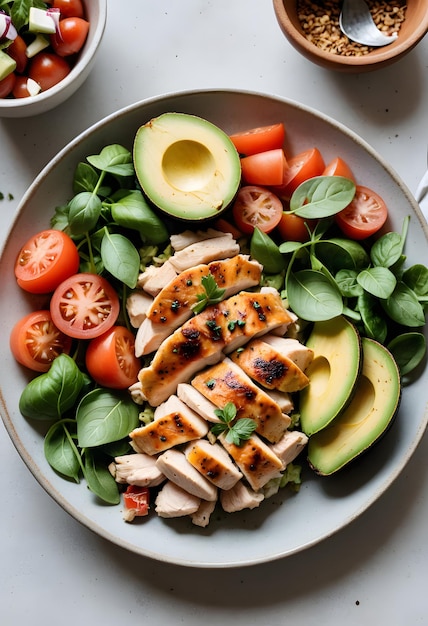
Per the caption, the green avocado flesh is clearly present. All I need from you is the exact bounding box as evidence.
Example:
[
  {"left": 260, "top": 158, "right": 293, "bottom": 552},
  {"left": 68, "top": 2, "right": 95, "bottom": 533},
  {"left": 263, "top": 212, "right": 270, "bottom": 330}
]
[
  {"left": 299, "top": 316, "right": 362, "bottom": 436},
  {"left": 307, "top": 338, "right": 401, "bottom": 476},
  {"left": 133, "top": 112, "right": 241, "bottom": 221}
]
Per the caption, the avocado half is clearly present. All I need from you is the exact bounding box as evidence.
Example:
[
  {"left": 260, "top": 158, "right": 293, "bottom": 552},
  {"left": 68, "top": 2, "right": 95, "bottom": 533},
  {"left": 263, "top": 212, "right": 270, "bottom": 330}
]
[
  {"left": 307, "top": 338, "right": 401, "bottom": 476},
  {"left": 299, "top": 316, "right": 362, "bottom": 436},
  {"left": 133, "top": 112, "right": 241, "bottom": 221}
]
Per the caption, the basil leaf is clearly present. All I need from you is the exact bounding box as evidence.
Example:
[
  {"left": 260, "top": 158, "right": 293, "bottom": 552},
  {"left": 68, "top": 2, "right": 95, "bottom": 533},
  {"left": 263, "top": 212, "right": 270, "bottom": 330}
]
[
  {"left": 357, "top": 266, "right": 397, "bottom": 299},
  {"left": 87, "top": 145, "right": 134, "bottom": 177},
  {"left": 44, "top": 421, "right": 81, "bottom": 482},
  {"left": 381, "top": 282, "right": 426, "bottom": 327},
  {"left": 291, "top": 176, "right": 356, "bottom": 219},
  {"left": 110, "top": 189, "right": 169, "bottom": 244},
  {"left": 287, "top": 269, "right": 343, "bottom": 321},
  {"left": 19, "top": 354, "right": 85, "bottom": 421},
  {"left": 101, "top": 231, "right": 140, "bottom": 288},
  {"left": 68, "top": 191, "right": 103, "bottom": 235},
  {"left": 10, "top": 0, "right": 31, "bottom": 32},
  {"left": 83, "top": 450, "right": 120, "bottom": 505},
  {"left": 77, "top": 388, "right": 140, "bottom": 448},
  {"left": 73, "top": 162, "right": 99, "bottom": 194},
  {"left": 251, "top": 228, "right": 285, "bottom": 273},
  {"left": 387, "top": 332, "right": 427, "bottom": 376}
]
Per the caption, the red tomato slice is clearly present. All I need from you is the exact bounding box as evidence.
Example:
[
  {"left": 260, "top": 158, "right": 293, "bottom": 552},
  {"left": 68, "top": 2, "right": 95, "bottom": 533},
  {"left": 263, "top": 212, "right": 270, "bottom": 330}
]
[
  {"left": 85, "top": 326, "right": 141, "bottom": 389},
  {"left": 232, "top": 185, "right": 283, "bottom": 234},
  {"left": 50, "top": 273, "right": 120, "bottom": 339},
  {"left": 10, "top": 310, "right": 72, "bottom": 373},
  {"left": 14, "top": 229, "right": 80, "bottom": 294},
  {"left": 271, "top": 147, "right": 325, "bottom": 200},
  {"left": 240, "top": 149, "right": 287, "bottom": 186},
  {"left": 123, "top": 485, "right": 150, "bottom": 518},
  {"left": 229, "top": 123, "right": 285, "bottom": 156},
  {"left": 322, "top": 157, "right": 356, "bottom": 182},
  {"left": 335, "top": 185, "right": 388, "bottom": 240},
  {"left": 277, "top": 212, "right": 315, "bottom": 243},
  {"left": 28, "top": 53, "right": 71, "bottom": 91},
  {"left": 51, "top": 17, "right": 90, "bottom": 57}
]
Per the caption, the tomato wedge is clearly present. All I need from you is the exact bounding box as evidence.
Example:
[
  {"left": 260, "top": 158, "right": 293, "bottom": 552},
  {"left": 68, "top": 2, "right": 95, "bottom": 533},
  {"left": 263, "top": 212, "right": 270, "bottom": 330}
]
[
  {"left": 277, "top": 212, "right": 315, "bottom": 243},
  {"left": 271, "top": 147, "right": 325, "bottom": 200},
  {"left": 10, "top": 310, "right": 72, "bottom": 372},
  {"left": 229, "top": 123, "right": 285, "bottom": 156},
  {"left": 14, "top": 229, "right": 80, "bottom": 294},
  {"left": 85, "top": 326, "right": 141, "bottom": 389},
  {"left": 232, "top": 185, "right": 283, "bottom": 234},
  {"left": 123, "top": 485, "right": 150, "bottom": 519},
  {"left": 240, "top": 149, "right": 287, "bottom": 186},
  {"left": 322, "top": 157, "right": 356, "bottom": 183},
  {"left": 335, "top": 185, "right": 388, "bottom": 240},
  {"left": 50, "top": 273, "right": 120, "bottom": 339}
]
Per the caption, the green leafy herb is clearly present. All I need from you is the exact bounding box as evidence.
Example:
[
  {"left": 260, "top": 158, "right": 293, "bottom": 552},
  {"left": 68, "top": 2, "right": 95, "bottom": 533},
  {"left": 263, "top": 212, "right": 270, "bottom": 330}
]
[
  {"left": 290, "top": 176, "right": 356, "bottom": 219},
  {"left": 192, "top": 274, "right": 226, "bottom": 314},
  {"left": 210, "top": 402, "right": 257, "bottom": 445}
]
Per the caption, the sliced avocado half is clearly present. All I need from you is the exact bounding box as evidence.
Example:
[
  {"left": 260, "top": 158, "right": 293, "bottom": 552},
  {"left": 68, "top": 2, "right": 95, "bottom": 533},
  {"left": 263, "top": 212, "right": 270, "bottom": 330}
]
[
  {"left": 307, "top": 338, "right": 401, "bottom": 476},
  {"left": 299, "top": 316, "right": 361, "bottom": 436},
  {"left": 133, "top": 112, "right": 241, "bottom": 221}
]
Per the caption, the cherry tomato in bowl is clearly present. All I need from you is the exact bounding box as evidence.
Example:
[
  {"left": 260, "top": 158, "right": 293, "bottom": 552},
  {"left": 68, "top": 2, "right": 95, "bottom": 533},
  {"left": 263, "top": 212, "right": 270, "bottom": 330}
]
[
  {"left": 14, "top": 229, "right": 80, "bottom": 294},
  {"left": 271, "top": 147, "right": 325, "bottom": 200},
  {"left": 85, "top": 326, "right": 141, "bottom": 389},
  {"left": 52, "top": 0, "right": 85, "bottom": 18},
  {"left": 10, "top": 310, "right": 72, "bottom": 373},
  {"left": 229, "top": 123, "right": 285, "bottom": 156},
  {"left": 50, "top": 273, "right": 120, "bottom": 339},
  {"left": 28, "top": 53, "right": 71, "bottom": 91},
  {"left": 335, "top": 185, "right": 388, "bottom": 240},
  {"left": 277, "top": 211, "right": 315, "bottom": 243},
  {"left": 51, "top": 17, "right": 90, "bottom": 57},
  {"left": 232, "top": 185, "right": 283, "bottom": 235}
]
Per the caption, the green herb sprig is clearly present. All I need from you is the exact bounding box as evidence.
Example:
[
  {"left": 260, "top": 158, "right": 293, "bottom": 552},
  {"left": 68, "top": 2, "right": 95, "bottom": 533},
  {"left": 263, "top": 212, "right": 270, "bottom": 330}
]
[
  {"left": 210, "top": 402, "right": 257, "bottom": 445},
  {"left": 192, "top": 274, "right": 226, "bottom": 314}
]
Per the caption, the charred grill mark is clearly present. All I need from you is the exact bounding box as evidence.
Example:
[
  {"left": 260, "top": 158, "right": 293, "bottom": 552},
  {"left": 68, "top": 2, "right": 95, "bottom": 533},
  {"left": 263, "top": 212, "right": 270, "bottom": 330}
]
[
  {"left": 253, "top": 357, "right": 287, "bottom": 385},
  {"left": 224, "top": 371, "right": 256, "bottom": 400}
]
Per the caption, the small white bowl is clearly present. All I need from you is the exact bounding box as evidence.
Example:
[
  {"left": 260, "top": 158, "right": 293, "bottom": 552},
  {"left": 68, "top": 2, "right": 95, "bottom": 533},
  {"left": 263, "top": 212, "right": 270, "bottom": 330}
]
[{"left": 0, "top": 0, "right": 107, "bottom": 118}]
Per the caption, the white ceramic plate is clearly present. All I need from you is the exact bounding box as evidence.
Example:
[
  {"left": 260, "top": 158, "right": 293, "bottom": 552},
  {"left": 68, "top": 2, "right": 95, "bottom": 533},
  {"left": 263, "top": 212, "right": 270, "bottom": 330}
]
[{"left": 1, "top": 90, "right": 427, "bottom": 568}]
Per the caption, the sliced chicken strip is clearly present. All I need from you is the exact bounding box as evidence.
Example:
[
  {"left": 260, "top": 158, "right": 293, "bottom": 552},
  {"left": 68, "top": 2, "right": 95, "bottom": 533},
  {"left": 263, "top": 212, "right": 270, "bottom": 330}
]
[
  {"left": 261, "top": 335, "right": 314, "bottom": 371},
  {"left": 138, "top": 290, "right": 293, "bottom": 406},
  {"left": 177, "top": 383, "right": 222, "bottom": 423},
  {"left": 230, "top": 337, "right": 309, "bottom": 393},
  {"left": 269, "top": 430, "right": 308, "bottom": 467},
  {"left": 219, "top": 432, "right": 283, "bottom": 491},
  {"left": 155, "top": 481, "right": 201, "bottom": 518},
  {"left": 184, "top": 439, "right": 243, "bottom": 490},
  {"left": 126, "top": 290, "right": 153, "bottom": 328},
  {"left": 220, "top": 480, "right": 264, "bottom": 513},
  {"left": 266, "top": 389, "right": 294, "bottom": 416},
  {"left": 169, "top": 235, "right": 240, "bottom": 272},
  {"left": 129, "top": 398, "right": 209, "bottom": 456},
  {"left": 138, "top": 260, "right": 178, "bottom": 297},
  {"left": 109, "top": 453, "right": 165, "bottom": 487},
  {"left": 156, "top": 448, "right": 218, "bottom": 501},
  {"left": 192, "top": 357, "right": 290, "bottom": 443},
  {"left": 190, "top": 499, "right": 217, "bottom": 528},
  {"left": 170, "top": 228, "right": 232, "bottom": 251}
]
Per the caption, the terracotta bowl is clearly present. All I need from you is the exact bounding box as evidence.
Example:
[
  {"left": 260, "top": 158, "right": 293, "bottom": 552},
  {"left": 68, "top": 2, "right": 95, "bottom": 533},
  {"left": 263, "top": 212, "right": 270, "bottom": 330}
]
[{"left": 273, "top": 0, "right": 428, "bottom": 73}]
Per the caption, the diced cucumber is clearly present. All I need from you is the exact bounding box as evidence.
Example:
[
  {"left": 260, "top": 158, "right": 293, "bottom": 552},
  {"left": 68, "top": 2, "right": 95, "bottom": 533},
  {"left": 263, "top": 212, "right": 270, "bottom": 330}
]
[
  {"left": 28, "top": 7, "right": 57, "bottom": 34},
  {"left": 0, "top": 50, "right": 16, "bottom": 81}
]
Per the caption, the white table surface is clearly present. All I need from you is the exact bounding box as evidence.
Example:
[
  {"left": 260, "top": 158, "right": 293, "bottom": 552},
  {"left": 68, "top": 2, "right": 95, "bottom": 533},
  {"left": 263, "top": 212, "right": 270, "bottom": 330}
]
[{"left": 1, "top": 2, "right": 427, "bottom": 624}]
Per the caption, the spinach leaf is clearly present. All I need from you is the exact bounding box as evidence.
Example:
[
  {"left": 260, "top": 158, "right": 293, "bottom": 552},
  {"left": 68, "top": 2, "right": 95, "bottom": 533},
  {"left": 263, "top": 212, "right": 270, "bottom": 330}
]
[
  {"left": 44, "top": 420, "right": 82, "bottom": 482},
  {"left": 77, "top": 388, "right": 140, "bottom": 448},
  {"left": 83, "top": 449, "right": 120, "bottom": 505},
  {"left": 87, "top": 144, "right": 134, "bottom": 177},
  {"left": 287, "top": 269, "right": 343, "bottom": 321},
  {"left": 110, "top": 189, "right": 169, "bottom": 244},
  {"left": 382, "top": 282, "right": 426, "bottom": 327},
  {"left": 402, "top": 264, "right": 428, "bottom": 298},
  {"left": 370, "top": 231, "right": 404, "bottom": 268},
  {"left": 101, "top": 230, "right": 140, "bottom": 289},
  {"left": 357, "top": 266, "right": 397, "bottom": 299},
  {"left": 68, "top": 191, "right": 103, "bottom": 235},
  {"left": 357, "top": 291, "right": 388, "bottom": 343},
  {"left": 290, "top": 176, "right": 356, "bottom": 219},
  {"left": 387, "top": 332, "right": 427, "bottom": 377},
  {"left": 335, "top": 269, "right": 364, "bottom": 298},
  {"left": 250, "top": 228, "right": 285, "bottom": 273}
]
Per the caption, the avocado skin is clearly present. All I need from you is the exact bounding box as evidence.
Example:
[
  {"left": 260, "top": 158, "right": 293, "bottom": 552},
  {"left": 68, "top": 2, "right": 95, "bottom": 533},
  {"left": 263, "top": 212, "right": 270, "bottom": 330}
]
[
  {"left": 299, "top": 316, "right": 362, "bottom": 436},
  {"left": 307, "top": 338, "right": 402, "bottom": 476}
]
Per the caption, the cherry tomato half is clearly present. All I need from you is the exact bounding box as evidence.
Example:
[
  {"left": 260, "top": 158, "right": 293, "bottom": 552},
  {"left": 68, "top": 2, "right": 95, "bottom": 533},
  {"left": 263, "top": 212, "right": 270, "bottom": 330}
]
[
  {"left": 240, "top": 149, "right": 287, "bottom": 186},
  {"left": 123, "top": 485, "right": 150, "bottom": 518},
  {"left": 52, "top": 0, "right": 85, "bottom": 18},
  {"left": 29, "top": 53, "right": 71, "bottom": 91},
  {"left": 50, "top": 273, "right": 120, "bottom": 340},
  {"left": 322, "top": 157, "right": 356, "bottom": 183},
  {"left": 232, "top": 185, "right": 283, "bottom": 235},
  {"left": 85, "top": 326, "right": 141, "bottom": 389},
  {"left": 277, "top": 212, "right": 315, "bottom": 243},
  {"left": 0, "top": 73, "right": 16, "bottom": 98},
  {"left": 14, "top": 229, "right": 80, "bottom": 294},
  {"left": 335, "top": 185, "right": 388, "bottom": 240},
  {"left": 229, "top": 123, "right": 285, "bottom": 156},
  {"left": 271, "top": 147, "right": 325, "bottom": 201},
  {"left": 10, "top": 310, "right": 72, "bottom": 373},
  {"left": 51, "top": 17, "right": 90, "bottom": 57},
  {"left": 7, "top": 36, "right": 28, "bottom": 74}
]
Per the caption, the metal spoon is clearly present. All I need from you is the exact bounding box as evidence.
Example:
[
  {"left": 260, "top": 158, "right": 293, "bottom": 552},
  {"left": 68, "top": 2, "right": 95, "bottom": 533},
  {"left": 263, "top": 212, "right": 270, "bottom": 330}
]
[{"left": 339, "top": 0, "right": 398, "bottom": 47}]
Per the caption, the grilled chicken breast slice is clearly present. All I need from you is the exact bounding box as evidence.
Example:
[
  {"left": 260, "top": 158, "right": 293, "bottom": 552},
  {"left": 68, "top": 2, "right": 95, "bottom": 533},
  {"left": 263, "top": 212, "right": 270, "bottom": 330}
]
[
  {"left": 138, "top": 260, "right": 178, "bottom": 297},
  {"left": 230, "top": 337, "right": 310, "bottom": 393},
  {"left": 220, "top": 480, "right": 264, "bottom": 513},
  {"left": 184, "top": 439, "right": 243, "bottom": 490},
  {"left": 109, "top": 453, "right": 165, "bottom": 487},
  {"left": 190, "top": 498, "right": 217, "bottom": 528},
  {"left": 261, "top": 335, "right": 314, "bottom": 371},
  {"left": 170, "top": 228, "right": 231, "bottom": 251},
  {"left": 169, "top": 234, "right": 240, "bottom": 272},
  {"left": 155, "top": 481, "right": 201, "bottom": 518},
  {"left": 138, "top": 290, "right": 293, "bottom": 406},
  {"left": 156, "top": 448, "right": 218, "bottom": 501},
  {"left": 129, "top": 397, "right": 209, "bottom": 456},
  {"left": 269, "top": 430, "right": 308, "bottom": 467},
  {"left": 219, "top": 432, "right": 284, "bottom": 491},
  {"left": 126, "top": 290, "right": 153, "bottom": 328},
  {"left": 192, "top": 358, "right": 290, "bottom": 443},
  {"left": 177, "top": 383, "right": 222, "bottom": 423}
]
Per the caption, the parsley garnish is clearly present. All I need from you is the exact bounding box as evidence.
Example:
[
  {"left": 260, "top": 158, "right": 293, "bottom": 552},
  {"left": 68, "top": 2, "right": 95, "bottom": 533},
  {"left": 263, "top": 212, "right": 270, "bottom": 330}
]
[
  {"left": 192, "top": 274, "right": 226, "bottom": 314},
  {"left": 210, "top": 402, "right": 257, "bottom": 446}
]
